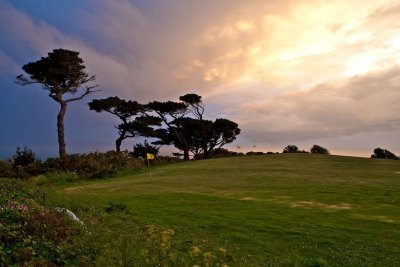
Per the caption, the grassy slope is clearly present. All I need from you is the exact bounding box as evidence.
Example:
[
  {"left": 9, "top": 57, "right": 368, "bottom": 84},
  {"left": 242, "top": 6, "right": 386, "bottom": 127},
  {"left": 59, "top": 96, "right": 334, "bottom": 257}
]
[{"left": 51, "top": 154, "right": 400, "bottom": 266}]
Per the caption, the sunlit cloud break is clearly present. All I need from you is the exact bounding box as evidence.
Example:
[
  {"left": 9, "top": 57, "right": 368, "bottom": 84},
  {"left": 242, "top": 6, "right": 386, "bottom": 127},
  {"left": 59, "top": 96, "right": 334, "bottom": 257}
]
[{"left": 0, "top": 0, "right": 399, "bottom": 158}]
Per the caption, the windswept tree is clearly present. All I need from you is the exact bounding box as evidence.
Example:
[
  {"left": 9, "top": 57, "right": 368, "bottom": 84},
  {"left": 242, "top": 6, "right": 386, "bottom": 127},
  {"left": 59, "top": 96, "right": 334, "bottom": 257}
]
[
  {"left": 16, "top": 48, "right": 98, "bottom": 166},
  {"left": 179, "top": 93, "right": 204, "bottom": 120},
  {"left": 146, "top": 100, "right": 190, "bottom": 159},
  {"left": 148, "top": 94, "right": 240, "bottom": 160},
  {"left": 88, "top": 97, "right": 161, "bottom": 152}
]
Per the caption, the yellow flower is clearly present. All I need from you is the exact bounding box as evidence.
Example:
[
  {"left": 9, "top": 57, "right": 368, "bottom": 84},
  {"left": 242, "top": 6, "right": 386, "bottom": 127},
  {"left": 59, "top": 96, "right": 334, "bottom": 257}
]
[
  {"left": 218, "top": 247, "right": 227, "bottom": 254},
  {"left": 191, "top": 246, "right": 201, "bottom": 255}
]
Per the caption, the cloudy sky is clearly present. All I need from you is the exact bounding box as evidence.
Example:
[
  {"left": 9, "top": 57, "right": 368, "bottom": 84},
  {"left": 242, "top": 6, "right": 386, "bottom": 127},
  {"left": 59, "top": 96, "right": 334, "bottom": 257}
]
[{"left": 1, "top": 0, "right": 399, "bottom": 159}]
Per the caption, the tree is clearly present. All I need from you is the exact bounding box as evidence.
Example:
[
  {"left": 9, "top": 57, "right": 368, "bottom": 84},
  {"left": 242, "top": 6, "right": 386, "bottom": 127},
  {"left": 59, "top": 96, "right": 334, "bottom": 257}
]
[
  {"left": 203, "top": 118, "right": 240, "bottom": 159},
  {"left": 146, "top": 100, "right": 190, "bottom": 159},
  {"left": 148, "top": 94, "right": 240, "bottom": 160},
  {"left": 282, "top": 145, "right": 299, "bottom": 153},
  {"left": 371, "top": 148, "right": 398, "bottom": 160},
  {"left": 88, "top": 97, "right": 161, "bottom": 152},
  {"left": 310, "top": 144, "right": 330, "bottom": 154},
  {"left": 16, "top": 48, "right": 98, "bottom": 166}
]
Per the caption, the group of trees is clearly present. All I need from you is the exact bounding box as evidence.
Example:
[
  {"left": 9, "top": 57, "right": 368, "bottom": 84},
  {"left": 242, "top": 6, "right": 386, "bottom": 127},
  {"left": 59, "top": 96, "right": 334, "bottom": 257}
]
[
  {"left": 14, "top": 48, "right": 399, "bottom": 164},
  {"left": 17, "top": 48, "right": 240, "bottom": 164},
  {"left": 281, "top": 144, "right": 330, "bottom": 154},
  {"left": 89, "top": 94, "right": 241, "bottom": 160}
]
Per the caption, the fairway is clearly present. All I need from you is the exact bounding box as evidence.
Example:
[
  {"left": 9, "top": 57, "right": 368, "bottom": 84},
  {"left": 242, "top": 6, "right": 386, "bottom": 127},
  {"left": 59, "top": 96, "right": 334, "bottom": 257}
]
[{"left": 52, "top": 154, "right": 400, "bottom": 266}]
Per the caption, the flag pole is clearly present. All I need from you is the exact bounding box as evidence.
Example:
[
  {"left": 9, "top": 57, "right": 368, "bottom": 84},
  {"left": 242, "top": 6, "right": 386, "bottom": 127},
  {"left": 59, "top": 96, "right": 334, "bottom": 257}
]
[
  {"left": 148, "top": 158, "right": 152, "bottom": 181},
  {"left": 146, "top": 153, "right": 154, "bottom": 182}
]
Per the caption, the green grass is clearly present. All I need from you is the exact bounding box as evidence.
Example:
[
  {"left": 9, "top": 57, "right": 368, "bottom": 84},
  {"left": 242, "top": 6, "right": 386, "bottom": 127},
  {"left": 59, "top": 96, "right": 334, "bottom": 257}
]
[{"left": 48, "top": 154, "right": 400, "bottom": 266}]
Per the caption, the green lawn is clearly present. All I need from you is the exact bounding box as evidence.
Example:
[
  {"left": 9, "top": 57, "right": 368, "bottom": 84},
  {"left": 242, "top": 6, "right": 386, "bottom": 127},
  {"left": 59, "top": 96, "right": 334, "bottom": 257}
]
[{"left": 49, "top": 154, "right": 400, "bottom": 266}]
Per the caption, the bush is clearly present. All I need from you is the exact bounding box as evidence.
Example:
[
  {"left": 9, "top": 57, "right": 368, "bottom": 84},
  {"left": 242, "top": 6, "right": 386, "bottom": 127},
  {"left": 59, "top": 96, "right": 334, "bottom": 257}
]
[
  {"left": 12, "top": 146, "right": 40, "bottom": 167},
  {"left": 283, "top": 145, "right": 309, "bottom": 153},
  {"left": 283, "top": 145, "right": 299, "bottom": 153},
  {"left": 246, "top": 151, "right": 265, "bottom": 156},
  {"left": 0, "top": 178, "right": 93, "bottom": 266},
  {"left": 209, "top": 148, "right": 241, "bottom": 158},
  {"left": 0, "top": 160, "right": 14, "bottom": 178},
  {"left": 310, "top": 144, "right": 330, "bottom": 154},
  {"left": 371, "top": 148, "right": 398, "bottom": 160},
  {"left": 45, "top": 151, "right": 144, "bottom": 179}
]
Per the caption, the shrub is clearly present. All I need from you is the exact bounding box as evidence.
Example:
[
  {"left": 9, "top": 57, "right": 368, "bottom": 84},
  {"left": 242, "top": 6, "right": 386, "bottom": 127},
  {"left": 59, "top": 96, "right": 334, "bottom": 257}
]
[
  {"left": 310, "top": 144, "right": 330, "bottom": 154},
  {"left": 139, "top": 224, "right": 177, "bottom": 266},
  {"left": 0, "top": 160, "right": 14, "bottom": 178},
  {"left": 209, "top": 148, "right": 241, "bottom": 158},
  {"left": 283, "top": 145, "right": 299, "bottom": 153},
  {"left": 0, "top": 178, "right": 93, "bottom": 266},
  {"left": 246, "top": 151, "right": 265, "bottom": 156},
  {"left": 371, "top": 148, "right": 398, "bottom": 160},
  {"left": 283, "top": 145, "right": 309, "bottom": 153},
  {"left": 44, "top": 151, "right": 144, "bottom": 179},
  {"left": 12, "top": 146, "right": 40, "bottom": 167}
]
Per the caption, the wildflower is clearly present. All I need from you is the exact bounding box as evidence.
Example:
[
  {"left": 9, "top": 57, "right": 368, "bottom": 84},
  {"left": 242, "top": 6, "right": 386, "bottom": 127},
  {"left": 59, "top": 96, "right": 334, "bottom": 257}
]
[
  {"left": 218, "top": 247, "right": 227, "bottom": 254},
  {"left": 191, "top": 246, "right": 201, "bottom": 255}
]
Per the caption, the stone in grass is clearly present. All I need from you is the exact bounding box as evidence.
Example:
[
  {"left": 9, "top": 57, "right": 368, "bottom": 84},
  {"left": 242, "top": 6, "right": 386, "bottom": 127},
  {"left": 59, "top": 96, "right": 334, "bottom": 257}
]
[{"left": 55, "top": 207, "right": 83, "bottom": 225}]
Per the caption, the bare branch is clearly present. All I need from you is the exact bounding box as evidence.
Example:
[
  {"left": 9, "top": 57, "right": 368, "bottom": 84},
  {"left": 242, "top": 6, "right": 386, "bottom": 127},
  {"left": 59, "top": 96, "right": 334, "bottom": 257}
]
[{"left": 65, "top": 85, "right": 100, "bottom": 103}]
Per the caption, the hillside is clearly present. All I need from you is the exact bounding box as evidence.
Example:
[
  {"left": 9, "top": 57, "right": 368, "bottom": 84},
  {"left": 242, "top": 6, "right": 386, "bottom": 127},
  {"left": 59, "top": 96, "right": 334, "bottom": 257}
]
[{"left": 51, "top": 154, "right": 400, "bottom": 266}]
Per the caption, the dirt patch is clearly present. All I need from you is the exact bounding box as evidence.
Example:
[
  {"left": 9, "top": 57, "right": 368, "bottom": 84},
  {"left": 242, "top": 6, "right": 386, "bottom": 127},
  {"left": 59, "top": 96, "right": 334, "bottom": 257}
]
[
  {"left": 240, "top": 196, "right": 257, "bottom": 201},
  {"left": 291, "top": 201, "right": 351, "bottom": 210},
  {"left": 353, "top": 214, "right": 396, "bottom": 223},
  {"left": 375, "top": 215, "right": 395, "bottom": 223}
]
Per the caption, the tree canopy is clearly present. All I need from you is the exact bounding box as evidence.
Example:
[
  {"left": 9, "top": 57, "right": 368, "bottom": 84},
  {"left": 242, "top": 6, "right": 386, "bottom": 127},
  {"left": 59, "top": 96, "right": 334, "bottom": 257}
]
[
  {"left": 90, "top": 93, "right": 240, "bottom": 160},
  {"left": 88, "top": 97, "right": 161, "bottom": 152},
  {"left": 147, "top": 94, "right": 240, "bottom": 160},
  {"left": 371, "top": 148, "right": 398, "bottom": 160},
  {"left": 310, "top": 144, "right": 330, "bottom": 154},
  {"left": 282, "top": 145, "right": 299, "bottom": 153}
]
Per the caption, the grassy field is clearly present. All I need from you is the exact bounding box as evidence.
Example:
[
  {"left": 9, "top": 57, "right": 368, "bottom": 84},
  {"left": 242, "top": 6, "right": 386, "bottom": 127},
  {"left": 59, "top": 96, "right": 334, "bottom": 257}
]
[{"left": 48, "top": 154, "right": 400, "bottom": 266}]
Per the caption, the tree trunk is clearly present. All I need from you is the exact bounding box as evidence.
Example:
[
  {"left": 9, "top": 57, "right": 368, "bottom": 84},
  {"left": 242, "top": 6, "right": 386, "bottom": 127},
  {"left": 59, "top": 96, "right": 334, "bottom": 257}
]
[
  {"left": 57, "top": 101, "right": 68, "bottom": 168},
  {"left": 115, "top": 136, "right": 123, "bottom": 152},
  {"left": 183, "top": 149, "right": 189, "bottom": 161}
]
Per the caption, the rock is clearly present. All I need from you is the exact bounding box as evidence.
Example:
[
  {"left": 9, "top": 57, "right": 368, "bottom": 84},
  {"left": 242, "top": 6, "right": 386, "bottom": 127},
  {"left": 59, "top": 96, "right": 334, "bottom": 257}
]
[{"left": 55, "top": 207, "right": 83, "bottom": 225}]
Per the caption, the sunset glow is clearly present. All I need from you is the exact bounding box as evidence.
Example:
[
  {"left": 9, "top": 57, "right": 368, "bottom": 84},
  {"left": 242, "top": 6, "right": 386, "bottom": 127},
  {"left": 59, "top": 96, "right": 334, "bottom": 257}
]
[{"left": 0, "top": 0, "right": 399, "bottom": 158}]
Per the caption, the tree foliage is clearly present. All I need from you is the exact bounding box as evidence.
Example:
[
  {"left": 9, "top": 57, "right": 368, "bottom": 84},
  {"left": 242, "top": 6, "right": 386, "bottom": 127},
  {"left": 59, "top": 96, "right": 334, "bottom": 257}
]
[
  {"left": 16, "top": 48, "right": 98, "bottom": 166},
  {"left": 282, "top": 145, "right": 299, "bottom": 153},
  {"left": 132, "top": 140, "right": 160, "bottom": 159},
  {"left": 12, "top": 146, "right": 40, "bottom": 167},
  {"left": 88, "top": 97, "right": 161, "bottom": 152},
  {"left": 371, "top": 148, "right": 398, "bottom": 160},
  {"left": 310, "top": 144, "right": 330, "bottom": 155},
  {"left": 89, "top": 93, "right": 240, "bottom": 160},
  {"left": 147, "top": 94, "right": 240, "bottom": 160}
]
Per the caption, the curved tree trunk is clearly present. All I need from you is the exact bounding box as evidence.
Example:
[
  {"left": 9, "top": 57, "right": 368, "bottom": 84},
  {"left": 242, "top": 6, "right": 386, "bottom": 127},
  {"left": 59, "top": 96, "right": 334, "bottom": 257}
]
[{"left": 57, "top": 101, "right": 68, "bottom": 168}]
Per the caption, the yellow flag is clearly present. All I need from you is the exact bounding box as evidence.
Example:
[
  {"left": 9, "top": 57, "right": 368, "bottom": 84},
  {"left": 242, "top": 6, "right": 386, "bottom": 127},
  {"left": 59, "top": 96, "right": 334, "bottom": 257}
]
[{"left": 146, "top": 153, "right": 155, "bottom": 160}]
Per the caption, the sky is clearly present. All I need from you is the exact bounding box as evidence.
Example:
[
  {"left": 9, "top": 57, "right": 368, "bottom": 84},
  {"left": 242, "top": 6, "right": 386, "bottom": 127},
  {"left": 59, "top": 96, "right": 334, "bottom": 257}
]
[{"left": 1, "top": 0, "right": 399, "bottom": 159}]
